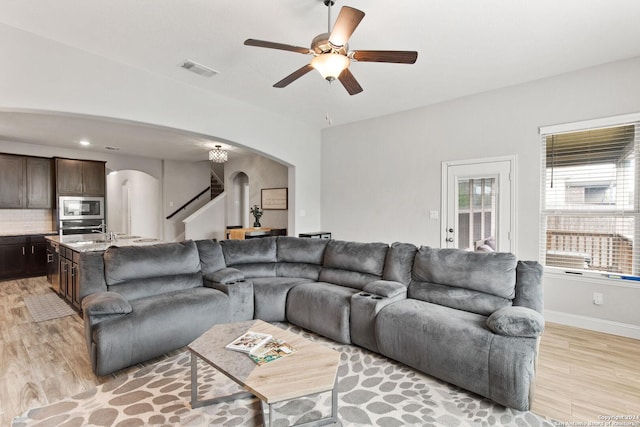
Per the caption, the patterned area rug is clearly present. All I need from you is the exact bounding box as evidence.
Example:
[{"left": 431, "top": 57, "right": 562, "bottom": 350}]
[
  {"left": 23, "top": 293, "right": 76, "bottom": 322},
  {"left": 12, "top": 324, "right": 555, "bottom": 427}
]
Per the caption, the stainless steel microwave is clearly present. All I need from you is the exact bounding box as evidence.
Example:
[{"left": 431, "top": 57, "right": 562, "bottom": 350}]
[{"left": 58, "top": 196, "right": 104, "bottom": 220}]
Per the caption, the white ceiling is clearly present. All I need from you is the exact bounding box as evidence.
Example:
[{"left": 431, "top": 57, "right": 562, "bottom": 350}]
[{"left": 2, "top": 0, "right": 640, "bottom": 160}]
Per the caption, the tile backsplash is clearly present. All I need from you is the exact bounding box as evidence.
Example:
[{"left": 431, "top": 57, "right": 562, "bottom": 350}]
[{"left": 0, "top": 209, "right": 54, "bottom": 235}]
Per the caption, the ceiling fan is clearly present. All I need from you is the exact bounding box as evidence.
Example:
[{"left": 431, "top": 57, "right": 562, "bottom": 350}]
[{"left": 244, "top": 1, "right": 418, "bottom": 95}]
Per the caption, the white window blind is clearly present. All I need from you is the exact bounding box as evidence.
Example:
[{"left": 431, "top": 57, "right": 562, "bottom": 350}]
[{"left": 540, "top": 120, "right": 640, "bottom": 277}]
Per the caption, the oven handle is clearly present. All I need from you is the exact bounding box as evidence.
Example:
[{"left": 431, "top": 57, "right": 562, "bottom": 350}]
[{"left": 60, "top": 225, "right": 102, "bottom": 230}]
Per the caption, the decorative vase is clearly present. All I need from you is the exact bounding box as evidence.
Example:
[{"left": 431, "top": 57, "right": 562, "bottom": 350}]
[{"left": 253, "top": 219, "right": 261, "bottom": 228}]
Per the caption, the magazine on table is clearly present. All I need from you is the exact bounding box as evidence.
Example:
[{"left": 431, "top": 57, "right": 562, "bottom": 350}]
[
  {"left": 248, "top": 338, "right": 297, "bottom": 365},
  {"left": 225, "top": 331, "right": 272, "bottom": 354}
]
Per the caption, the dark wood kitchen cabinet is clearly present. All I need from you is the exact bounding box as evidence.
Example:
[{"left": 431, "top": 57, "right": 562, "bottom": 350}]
[
  {"left": 0, "top": 154, "right": 26, "bottom": 208},
  {"left": 0, "top": 236, "right": 28, "bottom": 278},
  {"left": 55, "top": 158, "right": 106, "bottom": 197},
  {"left": 0, "top": 154, "right": 53, "bottom": 209},
  {"left": 26, "top": 157, "right": 53, "bottom": 208},
  {"left": 58, "top": 246, "right": 81, "bottom": 310},
  {"left": 0, "top": 235, "right": 49, "bottom": 280}
]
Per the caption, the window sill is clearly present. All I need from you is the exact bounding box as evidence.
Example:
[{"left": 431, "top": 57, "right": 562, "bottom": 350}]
[{"left": 543, "top": 267, "right": 640, "bottom": 289}]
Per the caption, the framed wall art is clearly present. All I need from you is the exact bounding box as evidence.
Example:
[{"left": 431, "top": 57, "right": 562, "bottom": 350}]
[{"left": 261, "top": 188, "right": 288, "bottom": 210}]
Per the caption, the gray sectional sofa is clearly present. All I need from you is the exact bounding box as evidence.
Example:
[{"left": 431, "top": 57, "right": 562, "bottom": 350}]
[{"left": 78, "top": 236, "right": 544, "bottom": 411}]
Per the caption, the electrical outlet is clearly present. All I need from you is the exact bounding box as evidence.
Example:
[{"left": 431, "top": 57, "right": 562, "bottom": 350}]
[{"left": 593, "top": 292, "right": 604, "bottom": 305}]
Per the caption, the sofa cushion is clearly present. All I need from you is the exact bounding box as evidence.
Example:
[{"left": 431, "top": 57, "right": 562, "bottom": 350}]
[
  {"left": 323, "top": 240, "right": 389, "bottom": 276},
  {"left": 486, "top": 306, "right": 545, "bottom": 338},
  {"left": 277, "top": 236, "right": 328, "bottom": 264},
  {"left": 90, "top": 287, "right": 229, "bottom": 376},
  {"left": 195, "top": 239, "right": 226, "bottom": 274},
  {"left": 382, "top": 242, "right": 417, "bottom": 286},
  {"left": 104, "top": 241, "right": 201, "bottom": 286},
  {"left": 251, "top": 277, "right": 313, "bottom": 322},
  {"left": 409, "top": 281, "right": 512, "bottom": 316},
  {"left": 376, "top": 299, "right": 491, "bottom": 399},
  {"left": 412, "top": 246, "right": 517, "bottom": 299},
  {"left": 233, "top": 263, "right": 276, "bottom": 278},
  {"left": 286, "top": 282, "right": 359, "bottom": 344},
  {"left": 221, "top": 237, "right": 277, "bottom": 265}
]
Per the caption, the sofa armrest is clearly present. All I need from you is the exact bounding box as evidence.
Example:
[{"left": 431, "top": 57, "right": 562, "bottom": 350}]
[
  {"left": 363, "top": 280, "right": 407, "bottom": 300},
  {"left": 82, "top": 291, "right": 132, "bottom": 316},
  {"left": 204, "top": 267, "right": 245, "bottom": 284},
  {"left": 486, "top": 306, "right": 545, "bottom": 338},
  {"left": 204, "top": 277, "right": 254, "bottom": 322}
]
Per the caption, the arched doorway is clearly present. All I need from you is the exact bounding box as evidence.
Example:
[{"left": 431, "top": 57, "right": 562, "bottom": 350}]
[{"left": 229, "top": 172, "right": 249, "bottom": 228}]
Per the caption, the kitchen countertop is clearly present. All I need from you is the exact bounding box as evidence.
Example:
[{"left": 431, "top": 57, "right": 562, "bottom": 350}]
[
  {"left": 46, "top": 233, "right": 165, "bottom": 252},
  {"left": 0, "top": 231, "right": 57, "bottom": 237}
]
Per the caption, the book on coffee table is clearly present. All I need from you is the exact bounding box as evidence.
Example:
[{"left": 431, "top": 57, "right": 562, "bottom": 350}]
[
  {"left": 225, "top": 331, "right": 272, "bottom": 353},
  {"left": 248, "top": 338, "right": 296, "bottom": 365}
]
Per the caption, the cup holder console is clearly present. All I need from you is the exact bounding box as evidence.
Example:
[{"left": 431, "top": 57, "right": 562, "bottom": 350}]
[{"left": 358, "top": 292, "right": 383, "bottom": 300}]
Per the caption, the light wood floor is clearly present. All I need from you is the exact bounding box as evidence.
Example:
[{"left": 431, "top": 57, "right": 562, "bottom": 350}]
[{"left": 1, "top": 276, "right": 639, "bottom": 425}]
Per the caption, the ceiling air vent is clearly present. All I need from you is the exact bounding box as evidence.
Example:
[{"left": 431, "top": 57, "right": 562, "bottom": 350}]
[
  {"left": 179, "top": 60, "right": 219, "bottom": 78},
  {"left": 104, "top": 146, "right": 120, "bottom": 151}
]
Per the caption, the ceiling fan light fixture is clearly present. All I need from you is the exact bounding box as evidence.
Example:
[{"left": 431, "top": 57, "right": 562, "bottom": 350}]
[
  {"left": 311, "top": 53, "right": 350, "bottom": 80},
  {"left": 209, "top": 145, "right": 228, "bottom": 163}
]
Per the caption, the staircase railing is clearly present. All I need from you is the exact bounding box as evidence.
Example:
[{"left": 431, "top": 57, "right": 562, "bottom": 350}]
[{"left": 166, "top": 186, "right": 211, "bottom": 220}]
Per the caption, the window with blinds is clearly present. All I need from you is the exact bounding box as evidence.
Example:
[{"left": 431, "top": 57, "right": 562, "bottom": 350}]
[{"left": 540, "top": 120, "right": 640, "bottom": 277}]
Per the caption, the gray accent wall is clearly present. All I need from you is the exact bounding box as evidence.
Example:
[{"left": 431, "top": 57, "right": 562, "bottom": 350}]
[{"left": 321, "top": 56, "right": 640, "bottom": 337}]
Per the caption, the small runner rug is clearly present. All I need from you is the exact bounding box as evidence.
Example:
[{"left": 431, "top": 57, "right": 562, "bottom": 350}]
[
  {"left": 12, "top": 323, "right": 556, "bottom": 427},
  {"left": 23, "top": 293, "right": 76, "bottom": 322}
]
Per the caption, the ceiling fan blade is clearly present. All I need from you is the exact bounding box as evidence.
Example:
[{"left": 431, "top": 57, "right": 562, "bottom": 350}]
[
  {"left": 273, "top": 64, "right": 315, "bottom": 88},
  {"left": 338, "top": 68, "right": 363, "bottom": 96},
  {"left": 350, "top": 50, "right": 418, "bottom": 64},
  {"left": 329, "top": 6, "right": 365, "bottom": 48},
  {"left": 244, "top": 39, "right": 312, "bottom": 55}
]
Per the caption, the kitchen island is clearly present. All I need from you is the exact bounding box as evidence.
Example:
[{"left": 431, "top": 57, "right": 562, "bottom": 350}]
[{"left": 45, "top": 233, "right": 164, "bottom": 311}]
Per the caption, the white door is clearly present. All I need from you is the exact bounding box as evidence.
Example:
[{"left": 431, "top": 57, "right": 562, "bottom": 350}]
[{"left": 442, "top": 156, "right": 516, "bottom": 253}]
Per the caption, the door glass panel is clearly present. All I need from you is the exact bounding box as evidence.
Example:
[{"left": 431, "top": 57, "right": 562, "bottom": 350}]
[{"left": 456, "top": 177, "right": 497, "bottom": 250}]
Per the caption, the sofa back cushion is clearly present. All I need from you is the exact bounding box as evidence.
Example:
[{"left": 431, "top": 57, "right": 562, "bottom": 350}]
[
  {"left": 274, "top": 237, "right": 327, "bottom": 280},
  {"left": 323, "top": 240, "right": 388, "bottom": 275},
  {"left": 318, "top": 240, "right": 388, "bottom": 289},
  {"left": 409, "top": 246, "right": 517, "bottom": 316},
  {"left": 195, "top": 239, "right": 226, "bottom": 274},
  {"left": 221, "top": 237, "right": 277, "bottom": 265},
  {"left": 382, "top": 242, "right": 417, "bottom": 286},
  {"left": 277, "top": 236, "right": 328, "bottom": 264},
  {"left": 276, "top": 263, "right": 322, "bottom": 280},
  {"left": 103, "top": 241, "right": 202, "bottom": 300}
]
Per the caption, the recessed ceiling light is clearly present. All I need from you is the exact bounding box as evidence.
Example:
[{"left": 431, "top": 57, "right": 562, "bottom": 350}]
[{"left": 79, "top": 140, "right": 90, "bottom": 146}]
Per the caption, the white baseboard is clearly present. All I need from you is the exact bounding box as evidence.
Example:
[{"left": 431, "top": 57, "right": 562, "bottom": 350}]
[{"left": 544, "top": 310, "right": 640, "bottom": 340}]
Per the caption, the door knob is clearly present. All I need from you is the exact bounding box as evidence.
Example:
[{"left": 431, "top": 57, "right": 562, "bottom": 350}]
[
  {"left": 446, "top": 237, "right": 454, "bottom": 242},
  {"left": 448, "top": 228, "right": 454, "bottom": 233}
]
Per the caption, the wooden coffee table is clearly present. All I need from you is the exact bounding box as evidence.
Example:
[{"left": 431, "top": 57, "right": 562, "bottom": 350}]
[{"left": 188, "top": 319, "right": 341, "bottom": 426}]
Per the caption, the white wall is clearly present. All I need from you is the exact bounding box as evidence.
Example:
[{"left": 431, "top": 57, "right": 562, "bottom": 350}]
[
  {"left": 321, "top": 56, "right": 640, "bottom": 337},
  {"left": 163, "top": 160, "right": 211, "bottom": 241},
  {"left": 0, "top": 23, "right": 322, "bottom": 237},
  {"left": 225, "top": 152, "right": 289, "bottom": 231},
  {"left": 107, "top": 170, "right": 160, "bottom": 239},
  {"left": 184, "top": 193, "right": 226, "bottom": 242}
]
